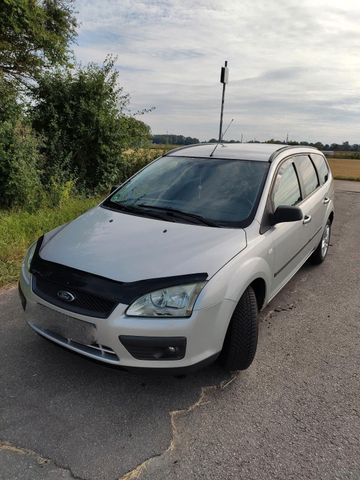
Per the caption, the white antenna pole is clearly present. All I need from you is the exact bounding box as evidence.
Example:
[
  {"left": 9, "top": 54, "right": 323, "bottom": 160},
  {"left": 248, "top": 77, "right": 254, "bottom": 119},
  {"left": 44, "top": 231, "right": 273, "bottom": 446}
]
[{"left": 218, "top": 60, "right": 229, "bottom": 142}]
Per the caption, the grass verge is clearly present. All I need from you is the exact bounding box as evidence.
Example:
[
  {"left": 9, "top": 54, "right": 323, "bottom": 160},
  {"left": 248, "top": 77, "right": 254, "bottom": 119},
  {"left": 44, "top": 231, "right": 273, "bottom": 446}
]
[{"left": 0, "top": 197, "right": 100, "bottom": 289}]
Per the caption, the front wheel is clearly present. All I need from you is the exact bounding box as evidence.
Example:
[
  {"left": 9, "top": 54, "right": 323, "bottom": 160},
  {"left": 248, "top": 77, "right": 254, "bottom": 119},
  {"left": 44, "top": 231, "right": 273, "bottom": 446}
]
[
  {"left": 219, "top": 286, "right": 258, "bottom": 372},
  {"left": 310, "top": 219, "right": 331, "bottom": 265}
]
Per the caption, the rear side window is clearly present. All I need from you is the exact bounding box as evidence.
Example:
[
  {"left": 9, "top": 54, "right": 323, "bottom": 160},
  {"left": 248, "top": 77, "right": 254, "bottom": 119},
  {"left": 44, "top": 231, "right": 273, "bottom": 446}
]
[
  {"left": 272, "top": 159, "right": 302, "bottom": 209},
  {"left": 311, "top": 154, "right": 329, "bottom": 185},
  {"left": 295, "top": 156, "right": 319, "bottom": 197}
]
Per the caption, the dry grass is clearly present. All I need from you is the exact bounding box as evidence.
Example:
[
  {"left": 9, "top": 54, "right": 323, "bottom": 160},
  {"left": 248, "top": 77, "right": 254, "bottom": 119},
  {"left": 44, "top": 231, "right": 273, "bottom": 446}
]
[{"left": 328, "top": 158, "right": 360, "bottom": 181}]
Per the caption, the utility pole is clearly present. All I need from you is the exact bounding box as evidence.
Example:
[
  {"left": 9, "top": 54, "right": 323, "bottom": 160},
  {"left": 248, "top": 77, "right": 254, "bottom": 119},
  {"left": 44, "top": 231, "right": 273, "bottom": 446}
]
[{"left": 218, "top": 60, "right": 229, "bottom": 142}]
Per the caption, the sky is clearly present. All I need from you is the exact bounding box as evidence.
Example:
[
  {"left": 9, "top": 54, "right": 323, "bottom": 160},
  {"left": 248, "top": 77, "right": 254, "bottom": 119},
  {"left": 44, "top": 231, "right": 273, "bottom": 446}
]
[{"left": 74, "top": 0, "right": 360, "bottom": 144}]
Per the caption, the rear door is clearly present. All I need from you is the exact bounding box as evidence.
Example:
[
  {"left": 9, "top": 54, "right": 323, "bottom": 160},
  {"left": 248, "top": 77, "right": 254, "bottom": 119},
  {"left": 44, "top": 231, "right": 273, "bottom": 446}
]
[
  {"left": 310, "top": 153, "right": 335, "bottom": 220},
  {"left": 293, "top": 155, "right": 324, "bottom": 254}
]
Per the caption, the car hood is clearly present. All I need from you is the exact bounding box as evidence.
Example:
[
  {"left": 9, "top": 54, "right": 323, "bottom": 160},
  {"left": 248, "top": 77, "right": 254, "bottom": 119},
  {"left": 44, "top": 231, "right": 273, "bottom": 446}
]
[{"left": 40, "top": 206, "right": 247, "bottom": 282}]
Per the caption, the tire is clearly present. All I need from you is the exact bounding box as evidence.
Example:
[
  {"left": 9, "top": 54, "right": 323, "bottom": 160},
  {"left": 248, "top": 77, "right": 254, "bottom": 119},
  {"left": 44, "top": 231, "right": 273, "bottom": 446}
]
[
  {"left": 310, "top": 218, "right": 331, "bottom": 265},
  {"left": 219, "top": 286, "right": 258, "bottom": 371}
]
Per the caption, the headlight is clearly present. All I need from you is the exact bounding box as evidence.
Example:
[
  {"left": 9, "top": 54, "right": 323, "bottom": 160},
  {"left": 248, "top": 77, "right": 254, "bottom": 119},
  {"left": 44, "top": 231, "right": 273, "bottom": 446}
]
[
  {"left": 24, "top": 242, "right": 37, "bottom": 272},
  {"left": 126, "top": 282, "right": 205, "bottom": 317}
]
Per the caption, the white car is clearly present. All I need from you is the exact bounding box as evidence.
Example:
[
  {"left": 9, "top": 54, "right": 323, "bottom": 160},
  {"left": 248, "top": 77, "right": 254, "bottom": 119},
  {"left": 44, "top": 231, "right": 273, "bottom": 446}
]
[{"left": 19, "top": 143, "right": 334, "bottom": 372}]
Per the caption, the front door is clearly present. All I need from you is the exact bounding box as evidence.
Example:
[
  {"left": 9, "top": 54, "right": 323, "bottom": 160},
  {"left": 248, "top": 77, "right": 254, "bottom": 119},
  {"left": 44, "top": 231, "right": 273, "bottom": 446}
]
[{"left": 266, "top": 157, "right": 309, "bottom": 296}]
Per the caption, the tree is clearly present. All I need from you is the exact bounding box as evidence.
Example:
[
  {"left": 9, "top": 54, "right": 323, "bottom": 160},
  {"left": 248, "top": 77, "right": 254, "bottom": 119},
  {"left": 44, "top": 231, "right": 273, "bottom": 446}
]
[
  {"left": 0, "top": 0, "right": 77, "bottom": 85},
  {"left": 31, "top": 57, "right": 152, "bottom": 193}
]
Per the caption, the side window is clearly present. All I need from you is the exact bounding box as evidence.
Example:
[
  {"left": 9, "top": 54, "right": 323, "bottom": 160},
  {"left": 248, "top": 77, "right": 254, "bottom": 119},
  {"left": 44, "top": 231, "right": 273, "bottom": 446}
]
[
  {"left": 295, "top": 156, "right": 319, "bottom": 197},
  {"left": 311, "top": 154, "right": 329, "bottom": 185},
  {"left": 272, "top": 159, "right": 302, "bottom": 210}
]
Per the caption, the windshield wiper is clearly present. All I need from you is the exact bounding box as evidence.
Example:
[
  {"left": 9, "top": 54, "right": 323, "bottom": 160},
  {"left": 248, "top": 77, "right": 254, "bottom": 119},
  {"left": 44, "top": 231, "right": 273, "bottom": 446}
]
[
  {"left": 137, "top": 204, "right": 219, "bottom": 227},
  {"left": 104, "top": 201, "right": 142, "bottom": 213},
  {"left": 103, "top": 201, "right": 173, "bottom": 221}
]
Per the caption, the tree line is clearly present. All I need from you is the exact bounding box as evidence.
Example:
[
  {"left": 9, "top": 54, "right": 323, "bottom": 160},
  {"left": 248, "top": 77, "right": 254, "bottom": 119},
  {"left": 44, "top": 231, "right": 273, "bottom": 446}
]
[
  {"left": 208, "top": 138, "right": 360, "bottom": 151},
  {"left": 0, "top": 0, "right": 151, "bottom": 210},
  {"left": 162, "top": 136, "right": 360, "bottom": 151},
  {"left": 152, "top": 134, "right": 200, "bottom": 145}
]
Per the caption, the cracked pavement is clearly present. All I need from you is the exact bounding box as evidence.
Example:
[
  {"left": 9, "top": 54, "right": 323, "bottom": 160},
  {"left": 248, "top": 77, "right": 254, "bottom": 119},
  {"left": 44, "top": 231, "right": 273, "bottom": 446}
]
[{"left": 1, "top": 180, "right": 359, "bottom": 480}]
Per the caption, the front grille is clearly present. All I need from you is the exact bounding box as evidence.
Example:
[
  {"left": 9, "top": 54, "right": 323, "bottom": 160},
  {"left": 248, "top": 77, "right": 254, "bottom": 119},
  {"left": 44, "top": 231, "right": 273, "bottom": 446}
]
[{"left": 33, "top": 276, "right": 117, "bottom": 318}]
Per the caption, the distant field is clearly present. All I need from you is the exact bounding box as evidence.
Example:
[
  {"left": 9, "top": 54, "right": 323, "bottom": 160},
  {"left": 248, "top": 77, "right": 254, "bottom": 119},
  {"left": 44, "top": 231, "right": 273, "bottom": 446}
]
[
  {"left": 328, "top": 158, "right": 360, "bottom": 181},
  {"left": 331, "top": 151, "right": 360, "bottom": 160}
]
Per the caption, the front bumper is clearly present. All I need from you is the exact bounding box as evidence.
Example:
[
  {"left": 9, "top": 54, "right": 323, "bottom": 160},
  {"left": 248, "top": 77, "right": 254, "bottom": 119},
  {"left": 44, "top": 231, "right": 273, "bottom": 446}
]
[{"left": 19, "top": 268, "right": 235, "bottom": 370}]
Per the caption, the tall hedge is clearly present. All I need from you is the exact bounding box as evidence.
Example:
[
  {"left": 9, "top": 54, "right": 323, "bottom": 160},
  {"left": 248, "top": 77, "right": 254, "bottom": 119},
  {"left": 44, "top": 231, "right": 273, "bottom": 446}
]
[{"left": 31, "top": 57, "right": 151, "bottom": 194}]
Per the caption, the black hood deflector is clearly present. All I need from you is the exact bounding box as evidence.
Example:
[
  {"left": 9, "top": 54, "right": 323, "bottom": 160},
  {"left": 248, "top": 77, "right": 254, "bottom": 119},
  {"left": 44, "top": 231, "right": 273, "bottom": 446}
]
[{"left": 30, "top": 236, "right": 208, "bottom": 306}]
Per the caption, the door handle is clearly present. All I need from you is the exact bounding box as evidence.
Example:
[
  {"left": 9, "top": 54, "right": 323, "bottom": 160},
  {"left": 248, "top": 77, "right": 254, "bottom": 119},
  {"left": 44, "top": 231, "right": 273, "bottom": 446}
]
[
  {"left": 323, "top": 197, "right": 330, "bottom": 205},
  {"left": 303, "top": 214, "right": 312, "bottom": 224}
]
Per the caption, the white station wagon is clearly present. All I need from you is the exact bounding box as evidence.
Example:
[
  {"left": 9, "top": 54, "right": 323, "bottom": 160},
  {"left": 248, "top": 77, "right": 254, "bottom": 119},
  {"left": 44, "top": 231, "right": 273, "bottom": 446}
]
[{"left": 19, "top": 143, "right": 334, "bottom": 372}]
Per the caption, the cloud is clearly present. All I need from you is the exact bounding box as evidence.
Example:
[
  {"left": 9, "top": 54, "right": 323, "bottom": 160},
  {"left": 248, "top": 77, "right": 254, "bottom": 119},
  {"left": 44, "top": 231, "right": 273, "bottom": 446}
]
[{"left": 73, "top": 0, "right": 360, "bottom": 143}]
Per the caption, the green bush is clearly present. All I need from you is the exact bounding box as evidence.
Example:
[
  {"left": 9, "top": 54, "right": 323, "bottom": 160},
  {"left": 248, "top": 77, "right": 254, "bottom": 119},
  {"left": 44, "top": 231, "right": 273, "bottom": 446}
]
[
  {"left": 31, "top": 57, "right": 152, "bottom": 194},
  {"left": 46, "top": 176, "right": 76, "bottom": 208},
  {"left": 0, "top": 118, "right": 44, "bottom": 210}
]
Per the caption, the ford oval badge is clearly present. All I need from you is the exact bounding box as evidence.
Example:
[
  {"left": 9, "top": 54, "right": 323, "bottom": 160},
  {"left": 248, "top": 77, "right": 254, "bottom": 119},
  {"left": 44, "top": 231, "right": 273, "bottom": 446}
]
[{"left": 57, "top": 290, "right": 76, "bottom": 302}]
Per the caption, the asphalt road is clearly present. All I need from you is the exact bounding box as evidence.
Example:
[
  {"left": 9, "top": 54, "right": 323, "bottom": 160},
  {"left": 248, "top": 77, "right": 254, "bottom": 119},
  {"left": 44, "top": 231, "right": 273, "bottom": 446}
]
[{"left": 0, "top": 181, "right": 359, "bottom": 480}]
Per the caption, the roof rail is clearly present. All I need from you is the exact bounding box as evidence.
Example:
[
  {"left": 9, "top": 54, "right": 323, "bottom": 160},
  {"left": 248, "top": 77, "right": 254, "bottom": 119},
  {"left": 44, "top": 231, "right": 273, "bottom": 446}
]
[
  {"left": 268, "top": 145, "right": 294, "bottom": 163},
  {"left": 268, "top": 145, "right": 319, "bottom": 163}
]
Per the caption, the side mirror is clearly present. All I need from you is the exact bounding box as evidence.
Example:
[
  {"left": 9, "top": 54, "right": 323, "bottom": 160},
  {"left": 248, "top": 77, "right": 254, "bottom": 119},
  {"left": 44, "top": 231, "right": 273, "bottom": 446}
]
[
  {"left": 110, "top": 185, "right": 117, "bottom": 194},
  {"left": 272, "top": 205, "right": 303, "bottom": 225}
]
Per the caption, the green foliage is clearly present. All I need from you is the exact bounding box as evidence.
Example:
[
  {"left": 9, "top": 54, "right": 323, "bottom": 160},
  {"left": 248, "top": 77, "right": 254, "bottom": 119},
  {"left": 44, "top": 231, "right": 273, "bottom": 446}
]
[
  {"left": 0, "top": 196, "right": 99, "bottom": 287},
  {"left": 32, "top": 57, "right": 152, "bottom": 194},
  {"left": 0, "top": 80, "right": 44, "bottom": 210},
  {"left": 47, "top": 175, "right": 75, "bottom": 207},
  {"left": 0, "top": 0, "right": 77, "bottom": 84},
  {"left": 0, "top": 0, "right": 80, "bottom": 212},
  {"left": 0, "top": 76, "right": 22, "bottom": 121},
  {"left": 120, "top": 116, "right": 152, "bottom": 148},
  {"left": 0, "top": 123, "right": 44, "bottom": 210}
]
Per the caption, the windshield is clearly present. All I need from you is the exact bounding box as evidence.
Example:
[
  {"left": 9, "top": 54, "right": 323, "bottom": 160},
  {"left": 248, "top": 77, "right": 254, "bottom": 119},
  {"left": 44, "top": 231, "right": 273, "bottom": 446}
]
[{"left": 103, "top": 156, "right": 269, "bottom": 227}]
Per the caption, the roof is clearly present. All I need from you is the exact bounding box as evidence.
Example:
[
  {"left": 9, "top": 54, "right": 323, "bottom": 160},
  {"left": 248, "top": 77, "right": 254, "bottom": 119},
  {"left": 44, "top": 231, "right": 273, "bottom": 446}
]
[{"left": 167, "top": 143, "right": 320, "bottom": 162}]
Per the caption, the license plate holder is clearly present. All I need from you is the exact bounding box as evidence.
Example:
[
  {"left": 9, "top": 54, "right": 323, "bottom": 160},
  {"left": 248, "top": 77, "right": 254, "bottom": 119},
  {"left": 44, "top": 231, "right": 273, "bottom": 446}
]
[{"left": 26, "top": 303, "right": 97, "bottom": 345}]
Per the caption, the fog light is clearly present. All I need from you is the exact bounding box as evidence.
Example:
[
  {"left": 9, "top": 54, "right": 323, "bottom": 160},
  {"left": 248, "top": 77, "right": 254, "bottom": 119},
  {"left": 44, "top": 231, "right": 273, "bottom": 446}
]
[{"left": 119, "top": 336, "right": 186, "bottom": 360}]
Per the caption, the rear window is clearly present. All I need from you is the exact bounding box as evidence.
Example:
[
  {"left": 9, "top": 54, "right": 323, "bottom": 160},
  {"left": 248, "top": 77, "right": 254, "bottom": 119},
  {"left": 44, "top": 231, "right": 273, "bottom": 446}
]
[
  {"left": 311, "top": 154, "right": 329, "bottom": 185},
  {"left": 295, "top": 156, "right": 319, "bottom": 197}
]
